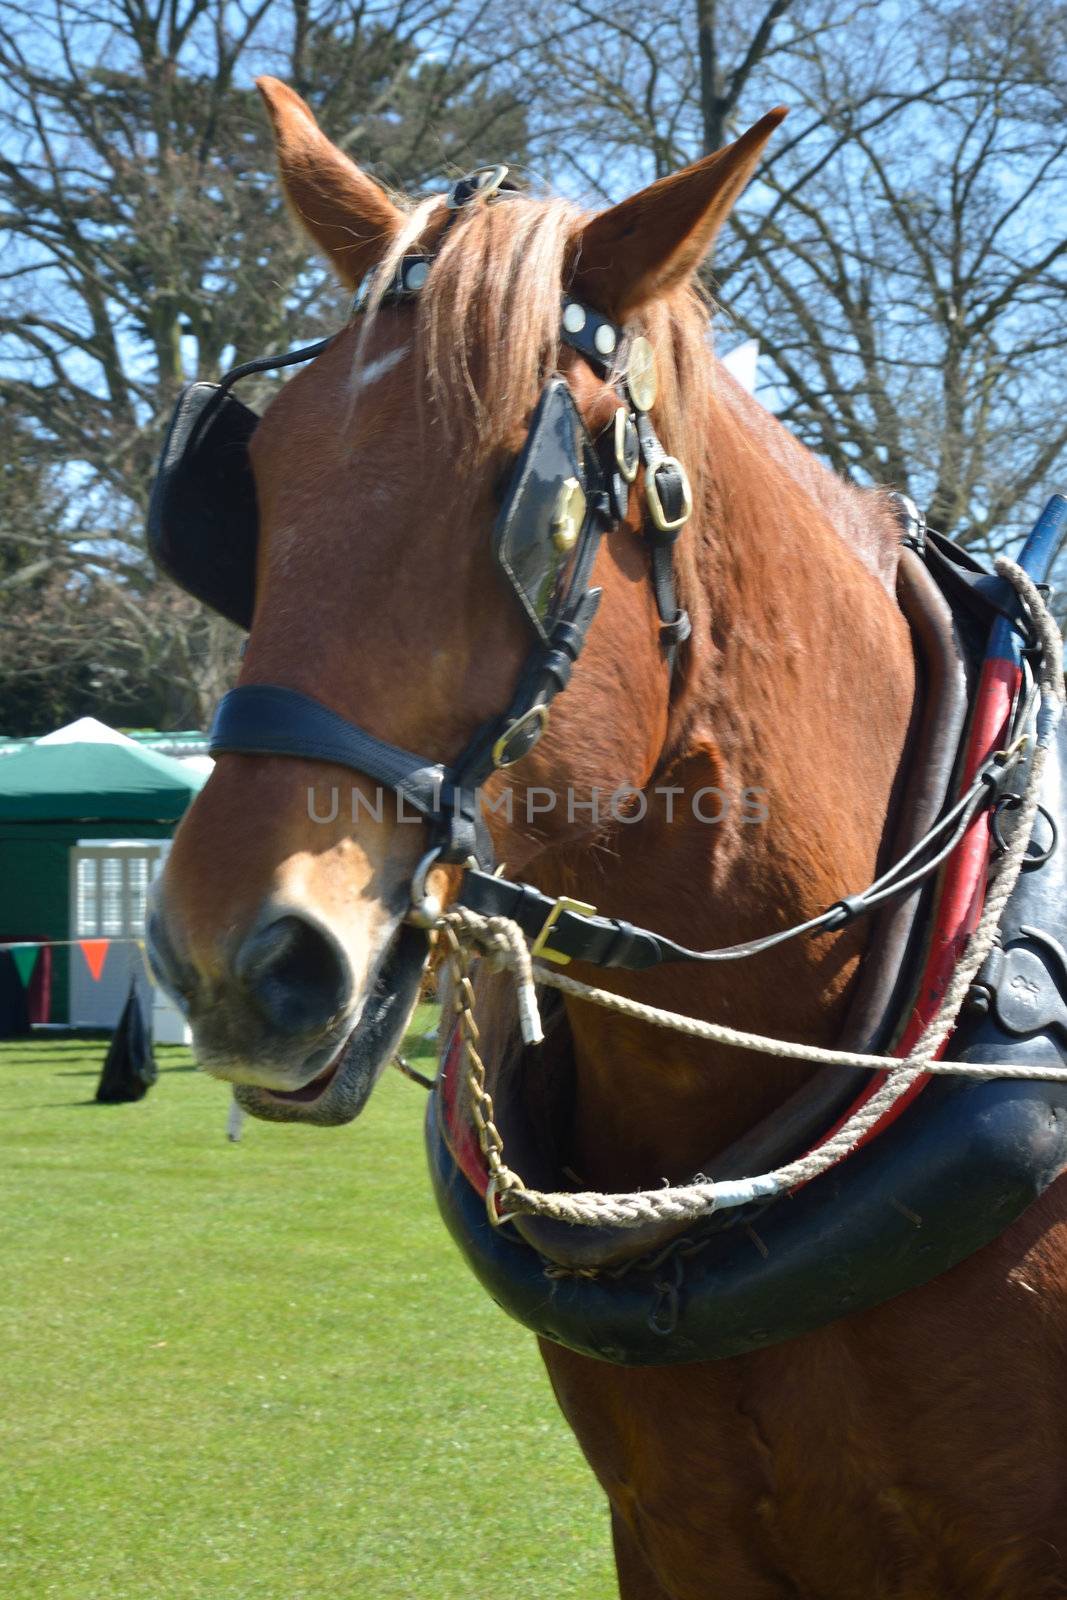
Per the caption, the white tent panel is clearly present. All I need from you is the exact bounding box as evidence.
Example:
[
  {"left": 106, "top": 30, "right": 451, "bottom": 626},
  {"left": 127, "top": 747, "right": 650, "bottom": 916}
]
[
  {"left": 69, "top": 839, "right": 189, "bottom": 1042},
  {"left": 39, "top": 717, "right": 140, "bottom": 747}
]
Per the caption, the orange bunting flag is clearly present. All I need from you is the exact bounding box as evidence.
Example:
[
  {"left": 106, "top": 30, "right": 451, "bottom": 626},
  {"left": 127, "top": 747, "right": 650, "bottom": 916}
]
[{"left": 79, "top": 939, "right": 110, "bottom": 981}]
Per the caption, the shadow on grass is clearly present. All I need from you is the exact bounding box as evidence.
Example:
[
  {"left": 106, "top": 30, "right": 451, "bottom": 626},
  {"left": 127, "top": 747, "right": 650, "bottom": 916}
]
[
  {"left": 51, "top": 1063, "right": 197, "bottom": 1077},
  {"left": 18, "top": 1097, "right": 154, "bottom": 1110}
]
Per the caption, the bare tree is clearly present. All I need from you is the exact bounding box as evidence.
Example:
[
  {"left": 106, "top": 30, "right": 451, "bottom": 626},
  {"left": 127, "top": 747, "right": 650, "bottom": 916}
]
[
  {"left": 488, "top": 0, "right": 1067, "bottom": 563},
  {"left": 0, "top": 0, "right": 526, "bottom": 731},
  {"left": 479, "top": 0, "right": 861, "bottom": 194},
  {"left": 714, "top": 0, "right": 1067, "bottom": 553}
]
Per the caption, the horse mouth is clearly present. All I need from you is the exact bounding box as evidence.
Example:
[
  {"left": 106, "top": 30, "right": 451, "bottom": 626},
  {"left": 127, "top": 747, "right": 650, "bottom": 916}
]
[
  {"left": 268, "top": 1054, "right": 345, "bottom": 1104},
  {"left": 233, "top": 924, "right": 428, "bottom": 1126}
]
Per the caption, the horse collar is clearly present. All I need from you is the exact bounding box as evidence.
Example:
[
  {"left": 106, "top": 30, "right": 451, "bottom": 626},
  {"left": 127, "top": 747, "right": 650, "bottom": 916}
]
[{"left": 429, "top": 648, "right": 1067, "bottom": 1365}]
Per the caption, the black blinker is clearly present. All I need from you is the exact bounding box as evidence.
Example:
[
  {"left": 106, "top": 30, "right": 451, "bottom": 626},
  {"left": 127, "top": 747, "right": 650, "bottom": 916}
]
[
  {"left": 147, "top": 382, "right": 260, "bottom": 631},
  {"left": 493, "top": 377, "right": 599, "bottom": 642}
]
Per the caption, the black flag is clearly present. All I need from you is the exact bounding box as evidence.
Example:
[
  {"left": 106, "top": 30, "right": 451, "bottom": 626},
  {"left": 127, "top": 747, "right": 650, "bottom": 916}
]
[{"left": 95, "top": 984, "right": 158, "bottom": 1104}]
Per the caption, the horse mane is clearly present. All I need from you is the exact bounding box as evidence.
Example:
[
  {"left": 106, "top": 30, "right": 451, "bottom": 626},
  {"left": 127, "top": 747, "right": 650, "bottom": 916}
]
[
  {"left": 352, "top": 187, "right": 898, "bottom": 592},
  {"left": 353, "top": 192, "right": 715, "bottom": 471}
]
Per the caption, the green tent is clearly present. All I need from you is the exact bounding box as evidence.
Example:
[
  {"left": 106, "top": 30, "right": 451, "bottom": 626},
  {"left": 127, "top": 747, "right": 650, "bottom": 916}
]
[
  {"left": 0, "top": 741, "right": 204, "bottom": 823},
  {"left": 0, "top": 740, "right": 206, "bottom": 1024}
]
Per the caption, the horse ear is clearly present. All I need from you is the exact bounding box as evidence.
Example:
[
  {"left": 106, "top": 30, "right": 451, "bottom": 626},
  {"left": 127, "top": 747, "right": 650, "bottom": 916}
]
[
  {"left": 256, "top": 77, "right": 404, "bottom": 288},
  {"left": 567, "top": 109, "right": 787, "bottom": 320}
]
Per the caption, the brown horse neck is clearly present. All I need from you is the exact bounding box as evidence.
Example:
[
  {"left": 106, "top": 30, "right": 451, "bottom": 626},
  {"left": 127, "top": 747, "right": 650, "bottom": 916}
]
[{"left": 554, "top": 369, "right": 918, "bottom": 1190}]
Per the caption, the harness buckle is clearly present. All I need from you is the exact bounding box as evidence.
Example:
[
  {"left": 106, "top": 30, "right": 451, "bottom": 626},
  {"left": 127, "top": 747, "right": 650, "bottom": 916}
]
[
  {"left": 530, "top": 895, "right": 596, "bottom": 965},
  {"left": 491, "top": 704, "right": 549, "bottom": 768},
  {"left": 645, "top": 456, "right": 693, "bottom": 534},
  {"left": 613, "top": 407, "right": 640, "bottom": 483},
  {"left": 485, "top": 1173, "right": 520, "bottom": 1229},
  {"left": 446, "top": 165, "right": 511, "bottom": 209}
]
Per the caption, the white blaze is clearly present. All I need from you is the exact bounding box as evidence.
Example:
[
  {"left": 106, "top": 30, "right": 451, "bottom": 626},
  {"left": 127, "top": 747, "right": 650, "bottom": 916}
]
[{"left": 353, "top": 343, "right": 409, "bottom": 393}]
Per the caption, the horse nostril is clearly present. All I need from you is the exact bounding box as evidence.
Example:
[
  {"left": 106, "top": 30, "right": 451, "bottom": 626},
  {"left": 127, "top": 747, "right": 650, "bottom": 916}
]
[
  {"left": 235, "top": 914, "right": 352, "bottom": 1037},
  {"left": 145, "top": 907, "right": 196, "bottom": 1011}
]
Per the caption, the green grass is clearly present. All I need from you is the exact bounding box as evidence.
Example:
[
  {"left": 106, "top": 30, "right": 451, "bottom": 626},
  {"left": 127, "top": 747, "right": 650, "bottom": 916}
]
[{"left": 0, "top": 1013, "right": 616, "bottom": 1600}]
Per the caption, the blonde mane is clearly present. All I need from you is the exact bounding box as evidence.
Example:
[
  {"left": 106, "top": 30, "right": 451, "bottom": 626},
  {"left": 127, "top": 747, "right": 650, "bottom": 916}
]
[{"left": 353, "top": 191, "right": 717, "bottom": 487}]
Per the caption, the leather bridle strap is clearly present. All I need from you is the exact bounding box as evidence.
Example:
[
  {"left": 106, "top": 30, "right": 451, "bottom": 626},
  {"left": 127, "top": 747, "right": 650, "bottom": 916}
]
[
  {"left": 454, "top": 739, "right": 1026, "bottom": 969},
  {"left": 210, "top": 684, "right": 452, "bottom": 819},
  {"left": 635, "top": 411, "right": 693, "bottom": 667},
  {"left": 208, "top": 168, "right": 692, "bottom": 871},
  {"left": 209, "top": 585, "right": 608, "bottom": 866}
]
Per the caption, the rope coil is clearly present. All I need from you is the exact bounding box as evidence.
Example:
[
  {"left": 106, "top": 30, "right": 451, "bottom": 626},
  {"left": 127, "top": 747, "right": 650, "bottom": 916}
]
[{"left": 439, "top": 558, "right": 1065, "bottom": 1230}]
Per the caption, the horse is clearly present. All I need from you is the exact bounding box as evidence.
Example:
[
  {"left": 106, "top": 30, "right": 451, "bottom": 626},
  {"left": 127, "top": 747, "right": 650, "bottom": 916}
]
[{"left": 148, "top": 76, "right": 1067, "bottom": 1599}]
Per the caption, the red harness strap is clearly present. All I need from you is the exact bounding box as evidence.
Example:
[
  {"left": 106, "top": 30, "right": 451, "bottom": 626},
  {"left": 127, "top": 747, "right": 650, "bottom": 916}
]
[{"left": 810, "top": 653, "right": 1020, "bottom": 1157}]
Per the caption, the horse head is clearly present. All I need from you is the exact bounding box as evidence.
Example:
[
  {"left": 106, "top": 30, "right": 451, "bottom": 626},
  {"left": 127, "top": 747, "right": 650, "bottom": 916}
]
[{"left": 147, "top": 76, "right": 784, "bottom": 1126}]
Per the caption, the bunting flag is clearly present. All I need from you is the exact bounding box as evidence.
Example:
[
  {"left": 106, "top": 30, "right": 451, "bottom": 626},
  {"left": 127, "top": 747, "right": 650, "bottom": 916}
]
[
  {"left": 79, "top": 939, "right": 110, "bottom": 982},
  {"left": 10, "top": 944, "right": 40, "bottom": 989}
]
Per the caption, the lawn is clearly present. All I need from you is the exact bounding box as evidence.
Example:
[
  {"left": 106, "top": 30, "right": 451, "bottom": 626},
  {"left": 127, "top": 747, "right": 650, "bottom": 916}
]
[{"left": 0, "top": 1012, "right": 616, "bottom": 1600}]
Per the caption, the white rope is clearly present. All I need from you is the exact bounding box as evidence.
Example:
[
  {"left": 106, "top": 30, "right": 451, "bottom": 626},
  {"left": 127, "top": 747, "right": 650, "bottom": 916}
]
[{"left": 445, "top": 558, "right": 1065, "bottom": 1229}]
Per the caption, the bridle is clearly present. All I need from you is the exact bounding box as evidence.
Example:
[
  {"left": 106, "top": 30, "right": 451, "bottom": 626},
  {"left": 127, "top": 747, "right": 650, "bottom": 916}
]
[
  {"left": 204, "top": 165, "right": 694, "bottom": 905},
  {"left": 153, "top": 163, "right": 1037, "bottom": 980}
]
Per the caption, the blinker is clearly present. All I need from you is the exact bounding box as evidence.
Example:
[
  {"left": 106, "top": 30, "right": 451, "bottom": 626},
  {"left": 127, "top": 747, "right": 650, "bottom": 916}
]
[
  {"left": 147, "top": 382, "right": 260, "bottom": 630},
  {"left": 493, "top": 377, "right": 600, "bottom": 643}
]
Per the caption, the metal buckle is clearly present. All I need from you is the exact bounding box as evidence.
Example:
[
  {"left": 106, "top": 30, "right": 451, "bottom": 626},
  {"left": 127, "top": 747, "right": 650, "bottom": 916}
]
[
  {"left": 613, "top": 407, "right": 639, "bottom": 483},
  {"left": 408, "top": 846, "right": 444, "bottom": 927},
  {"left": 491, "top": 704, "right": 549, "bottom": 768},
  {"left": 530, "top": 895, "right": 596, "bottom": 965},
  {"left": 484, "top": 1173, "right": 518, "bottom": 1229},
  {"left": 446, "top": 164, "right": 511, "bottom": 210},
  {"left": 645, "top": 456, "right": 693, "bottom": 534}
]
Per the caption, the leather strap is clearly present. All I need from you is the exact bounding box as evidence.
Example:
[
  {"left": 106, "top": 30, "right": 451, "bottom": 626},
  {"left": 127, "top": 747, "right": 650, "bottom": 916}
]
[
  {"left": 209, "top": 685, "right": 445, "bottom": 813},
  {"left": 923, "top": 529, "right": 1036, "bottom": 636},
  {"left": 455, "top": 746, "right": 1019, "bottom": 970},
  {"left": 634, "top": 411, "right": 692, "bottom": 671}
]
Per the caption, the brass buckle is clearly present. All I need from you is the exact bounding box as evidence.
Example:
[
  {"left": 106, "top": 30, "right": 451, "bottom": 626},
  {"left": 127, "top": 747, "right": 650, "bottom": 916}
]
[
  {"left": 484, "top": 1173, "right": 517, "bottom": 1229},
  {"left": 995, "top": 732, "right": 1029, "bottom": 764},
  {"left": 530, "top": 895, "right": 596, "bottom": 965},
  {"left": 645, "top": 456, "right": 693, "bottom": 534},
  {"left": 613, "top": 407, "right": 638, "bottom": 483}
]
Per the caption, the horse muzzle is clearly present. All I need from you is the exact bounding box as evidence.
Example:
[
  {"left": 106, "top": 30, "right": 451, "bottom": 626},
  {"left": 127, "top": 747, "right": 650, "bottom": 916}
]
[
  {"left": 146, "top": 890, "right": 429, "bottom": 1124},
  {"left": 230, "top": 924, "right": 429, "bottom": 1125}
]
